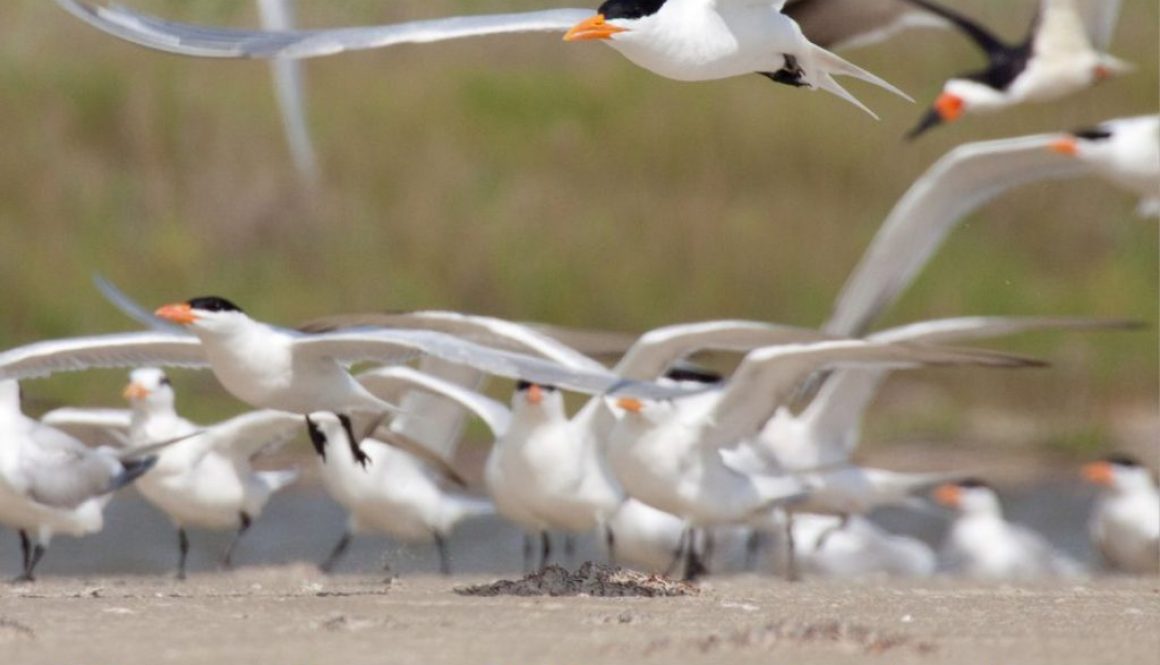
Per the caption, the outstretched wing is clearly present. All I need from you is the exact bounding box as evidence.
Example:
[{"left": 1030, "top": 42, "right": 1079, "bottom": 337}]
[
  {"left": 785, "top": 0, "right": 948, "bottom": 51},
  {"left": 0, "top": 332, "right": 208, "bottom": 381},
  {"left": 824, "top": 133, "right": 1090, "bottom": 337},
  {"left": 56, "top": 1, "right": 591, "bottom": 59}
]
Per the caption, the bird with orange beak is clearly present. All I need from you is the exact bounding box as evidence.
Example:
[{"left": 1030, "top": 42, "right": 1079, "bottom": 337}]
[
  {"left": 1082, "top": 455, "right": 1159, "bottom": 575},
  {"left": 903, "top": 0, "right": 1132, "bottom": 138},
  {"left": 933, "top": 478, "right": 1082, "bottom": 579}
]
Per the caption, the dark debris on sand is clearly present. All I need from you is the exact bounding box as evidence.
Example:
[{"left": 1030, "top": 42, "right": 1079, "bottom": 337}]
[{"left": 455, "top": 563, "right": 700, "bottom": 598}]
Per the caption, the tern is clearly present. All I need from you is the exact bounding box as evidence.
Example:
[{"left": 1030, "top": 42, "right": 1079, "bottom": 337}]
[
  {"left": 44, "top": 368, "right": 302, "bottom": 579},
  {"left": 903, "top": 0, "right": 1131, "bottom": 137},
  {"left": 1082, "top": 455, "right": 1159, "bottom": 575},
  {"left": 933, "top": 478, "right": 1083, "bottom": 579},
  {"left": 0, "top": 295, "right": 694, "bottom": 466},
  {"left": 0, "top": 381, "right": 157, "bottom": 581},
  {"left": 609, "top": 339, "right": 1039, "bottom": 578},
  {"left": 785, "top": 513, "right": 935, "bottom": 578},
  {"left": 826, "top": 115, "right": 1160, "bottom": 338},
  {"left": 55, "top": 0, "right": 910, "bottom": 118}
]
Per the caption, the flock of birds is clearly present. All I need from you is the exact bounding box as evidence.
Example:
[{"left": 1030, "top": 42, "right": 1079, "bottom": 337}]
[{"left": 0, "top": 0, "right": 1155, "bottom": 584}]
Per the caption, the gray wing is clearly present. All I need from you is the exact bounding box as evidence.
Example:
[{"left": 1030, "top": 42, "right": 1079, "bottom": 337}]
[
  {"left": 800, "top": 316, "right": 1140, "bottom": 462},
  {"left": 1071, "top": 0, "right": 1123, "bottom": 49},
  {"left": 613, "top": 320, "right": 836, "bottom": 381},
  {"left": 40, "top": 407, "right": 132, "bottom": 443},
  {"left": 298, "top": 310, "right": 605, "bottom": 371},
  {"left": 257, "top": 0, "right": 319, "bottom": 182},
  {"left": 823, "top": 133, "right": 1091, "bottom": 337},
  {"left": 357, "top": 365, "right": 512, "bottom": 438},
  {"left": 704, "top": 341, "right": 1041, "bottom": 448},
  {"left": 199, "top": 409, "right": 303, "bottom": 461},
  {"left": 56, "top": 1, "right": 592, "bottom": 59},
  {"left": 0, "top": 332, "right": 208, "bottom": 381},
  {"left": 21, "top": 424, "right": 121, "bottom": 508},
  {"left": 93, "top": 275, "right": 189, "bottom": 335},
  {"left": 784, "top": 0, "right": 949, "bottom": 50},
  {"left": 291, "top": 328, "right": 695, "bottom": 400}
]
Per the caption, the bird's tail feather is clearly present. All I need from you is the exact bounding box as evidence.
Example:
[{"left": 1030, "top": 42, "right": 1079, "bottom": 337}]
[
  {"left": 257, "top": 468, "right": 300, "bottom": 494},
  {"left": 805, "top": 44, "right": 913, "bottom": 118},
  {"left": 107, "top": 456, "right": 158, "bottom": 493}
]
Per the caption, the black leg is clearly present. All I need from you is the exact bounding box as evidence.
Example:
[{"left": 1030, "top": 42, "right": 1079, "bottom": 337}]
[
  {"left": 563, "top": 534, "right": 576, "bottom": 564},
  {"left": 604, "top": 525, "right": 617, "bottom": 565},
  {"left": 221, "top": 512, "right": 253, "bottom": 569},
  {"left": 177, "top": 528, "right": 190, "bottom": 581},
  {"left": 539, "top": 531, "right": 551, "bottom": 570},
  {"left": 664, "top": 528, "right": 689, "bottom": 577},
  {"left": 305, "top": 415, "right": 327, "bottom": 460},
  {"left": 744, "top": 530, "right": 765, "bottom": 571},
  {"left": 319, "top": 531, "right": 353, "bottom": 573},
  {"left": 701, "top": 530, "right": 717, "bottom": 568},
  {"left": 434, "top": 533, "right": 451, "bottom": 576},
  {"left": 18, "top": 531, "right": 30, "bottom": 572},
  {"left": 784, "top": 512, "right": 800, "bottom": 582},
  {"left": 337, "top": 413, "right": 371, "bottom": 468},
  {"left": 522, "top": 533, "right": 534, "bottom": 573},
  {"left": 759, "top": 54, "right": 808, "bottom": 88},
  {"left": 682, "top": 529, "right": 708, "bottom": 582}
]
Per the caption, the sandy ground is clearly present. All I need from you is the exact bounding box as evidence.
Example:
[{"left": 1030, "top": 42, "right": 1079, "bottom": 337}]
[{"left": 0, "top": 566, "right": 1155, "bottom": 665}]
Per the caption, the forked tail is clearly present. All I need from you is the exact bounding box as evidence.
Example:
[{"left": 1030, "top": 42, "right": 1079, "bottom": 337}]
[{"left": 805, "top": 43, "right": 913, "bottom": 119}]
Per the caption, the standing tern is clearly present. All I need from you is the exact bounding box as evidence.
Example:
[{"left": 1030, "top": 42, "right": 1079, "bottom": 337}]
[
  {"left": 45, "top": 368, "right": 302, "bottom": 579},
  {"left": 826, "top": 115, "right": 1160, "bottom": 338},
  {"left": 1082, "top": 455, "right": 1159, "bottom": 575},
  {"left": 0, "top": 381, "right": 157, "bottom": 581},
  {"left": 55, "top": 0, "right": 910, "bottom": 118},
  {"left": 933, "top": 478, "right": 1083, "bottom": 579},
  {"left": 902, "top": 0, "right": 1131, "bottom": 137},
  {"left": 785, "top": 513, "right": 936, "bottom": 578}
]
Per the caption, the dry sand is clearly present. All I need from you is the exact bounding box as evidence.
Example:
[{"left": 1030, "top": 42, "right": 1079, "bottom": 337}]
[{"left": 0, "top": 565, "right": 1156, "bottom": 665}]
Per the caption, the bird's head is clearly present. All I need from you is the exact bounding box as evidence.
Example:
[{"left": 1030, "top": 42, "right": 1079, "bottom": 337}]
[
  {"left": 123, "top": 367, "right": 175, "bottom": 409},
  {"left": 1083, "top": 454, "right": 1153, "bottom": 493},
  {"left": 563, "top": 0, "right": 667, "bottom": 43},
  {"left": 512, "top": 380, "right": 563, "bottom": 412},
  {"left": 1091, "top": 54, "right": 1134, "bottom": 84},
  {"left": 155, "top": 296, "right": 247, "bottom": 334},
  {"left": 933, "top": 478, "right": 1000, "bottom": 514}
]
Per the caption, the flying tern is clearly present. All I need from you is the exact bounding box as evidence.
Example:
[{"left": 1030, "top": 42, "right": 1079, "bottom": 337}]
[
  {"left": 826, "top": 116, "right": 1160, "bottom": 338},
  {"left": 902, "top": 0, "right": 1131, "bottom": 137},
  {"left": 56, "top": 0, "right": 910, "bottom": 118}
]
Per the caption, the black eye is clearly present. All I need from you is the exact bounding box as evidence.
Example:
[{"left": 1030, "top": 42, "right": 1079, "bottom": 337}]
[
  {"left": 1071, "top": 127, "right": 1113, "bottom": 141},
  {"left": 543, "top": 385, "right": 558, "bottom": 393},
  {"left": 516, "top": 380, "right": 533, "bottom": 392},
  {"left": 1103, "top": 453, "right": 1141, "bottom": 468},
  {"left": 186, "top": 296, "right": 243, "bottom": 313},
  {"left": 159, "top": 376, "right": 172, "bottom": 387},
  {"left": 598, "top": 0, "right": 667, "bottom": 20},
  {"left": 957, "top": 478, "right": 990, "bottom": 489}
]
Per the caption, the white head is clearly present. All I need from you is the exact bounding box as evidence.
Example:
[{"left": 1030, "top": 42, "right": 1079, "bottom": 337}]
[
  {"left": 510, "top": 381, "right": 566, "bottom": 422},
  {"left": 153, "top": 296, "right": 251, "bottom": 338},
  {"left": 934, "top": 479, "right": 1004, "bottom": 517},
  {"left": 123, "top": 367, "right": 176, "bottom": 412},
  {"left": 563, "top": 0, "right": 668, "bottom": 44},
  {"left": 1083, "top": 455, "right": 1156, "bottom": 495}
]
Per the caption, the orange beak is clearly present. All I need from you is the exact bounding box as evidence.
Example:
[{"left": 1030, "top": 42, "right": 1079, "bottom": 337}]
[
  {"left": 933, "top": 484, "right": 961, "bottom": 508},
  {"left": 1093, "top": 65, "right": 1113, "bottom": 82},
  {"left": 155, "top": 302, "right": 198, "bottom": 325},
  {"left": 122, "top": 382, "right": 149, "bottom": 400},
  {"left": 1048, "top": 137, "right": 1079, "bottom": 156},
  {"left": 1082, "top": 461, "right": 1115, "bottom": 486},
  {"left": 526, "top": 384, "right": 543, "bottom": 406},
  {"left": 934, "top": 92, "right": 964, "bottom": 122},
  {"left": 563, "top": 14, "right": 627, "bottom": 42},
  {"left": 616, "top": 397, "right": 643, "bottom": 414}
]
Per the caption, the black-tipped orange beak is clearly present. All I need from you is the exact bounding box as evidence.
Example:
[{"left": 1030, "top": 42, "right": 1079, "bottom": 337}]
[
  {"left": 155, "top": 302, "right": 197, "bottom": 325},
  {"left": 906, "top": 93, "right": 963, "bottom": 140},
  {"left": 933, "top": 484, "right": 961, "bottom": 508},
  {"left": 616, "top": 397, "right": 643, "bottom": 414},
  {"left": 563, "top": 14, "right": 627, "bottom": 42},
  {"left": 1082, "top": 461, "right": 1114, "bottom": 486},
  {"left": 122, "top": 382, "right": 149, "bottom": 400},
  {"left": 1048, "top": 137, "right": 1079, "bottom": 156}
]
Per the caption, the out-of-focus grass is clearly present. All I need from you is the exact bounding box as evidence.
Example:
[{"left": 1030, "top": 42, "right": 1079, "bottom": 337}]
[{"left": 0, "top": 1, "right": 1155, "bottom": 454}]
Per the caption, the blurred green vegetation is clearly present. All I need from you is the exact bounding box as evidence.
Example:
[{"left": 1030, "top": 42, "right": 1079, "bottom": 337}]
[{"left": 0, "top": 1, "right": 1156, "bottom": 458}]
